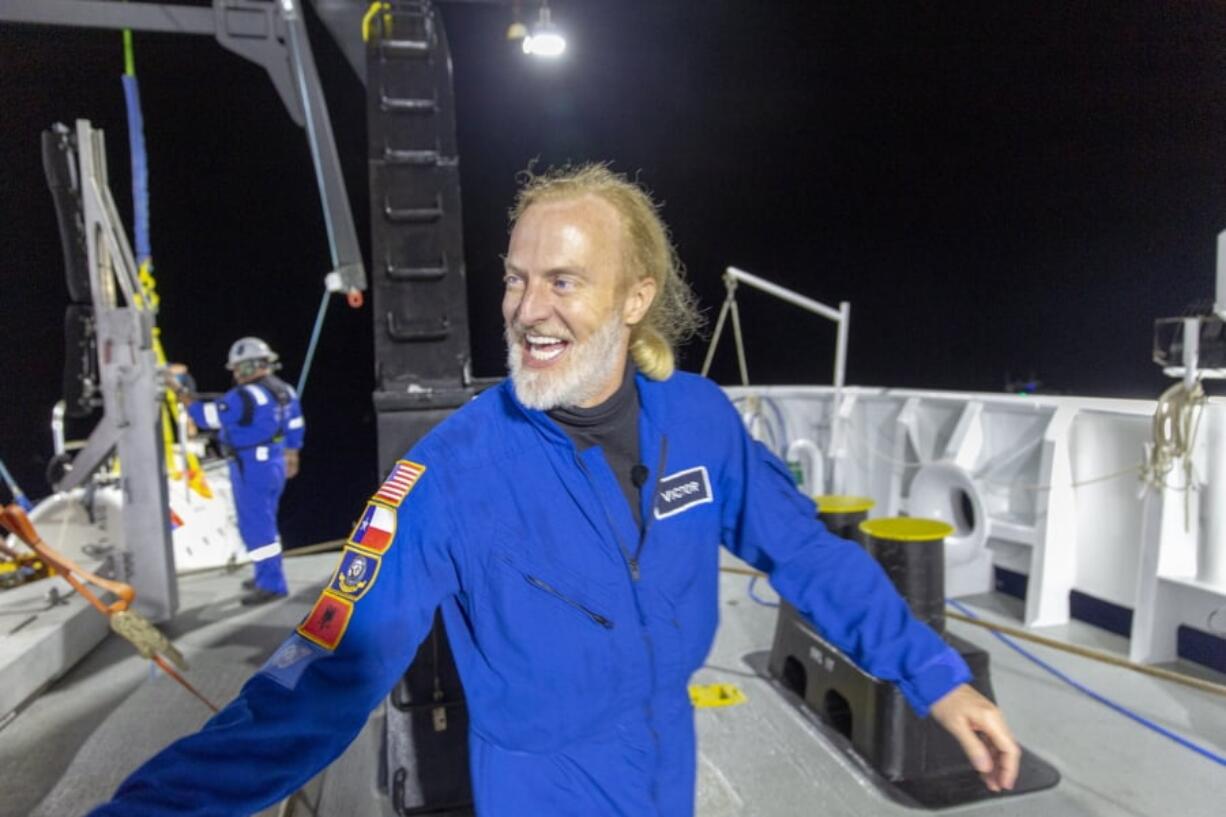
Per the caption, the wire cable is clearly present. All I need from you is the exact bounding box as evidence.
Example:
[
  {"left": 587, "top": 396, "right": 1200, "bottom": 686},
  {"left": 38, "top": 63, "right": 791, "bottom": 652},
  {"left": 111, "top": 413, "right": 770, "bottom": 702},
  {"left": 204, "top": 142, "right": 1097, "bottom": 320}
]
[
  {"left": 947, "top": 598, "right": 1226, "bottom": 767},
  {"left": 760, "top": 395, "right": 789, "bottom": 450},
  {"left": 296, "top": 288, "right": 331, "bottom": 399},
  {"left": 0, "top": 456, "right": 31, "bottom": 510},
  {"left": 731, "top": 394, "right": 791, "bottom": 458}
]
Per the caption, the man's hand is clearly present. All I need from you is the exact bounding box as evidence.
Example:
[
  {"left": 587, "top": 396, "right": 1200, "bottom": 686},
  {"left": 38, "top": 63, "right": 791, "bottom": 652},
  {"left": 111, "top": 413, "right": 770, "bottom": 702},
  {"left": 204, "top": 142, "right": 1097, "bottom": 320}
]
[
  {"left": 929, "top": 683, "right": 1020, "bottom": 793},
  {"left": 285, "top": 449, "right": 300, "bottom": 479},
  {"left": 162, "top": 365, "right": 194, "bottom": 406}
]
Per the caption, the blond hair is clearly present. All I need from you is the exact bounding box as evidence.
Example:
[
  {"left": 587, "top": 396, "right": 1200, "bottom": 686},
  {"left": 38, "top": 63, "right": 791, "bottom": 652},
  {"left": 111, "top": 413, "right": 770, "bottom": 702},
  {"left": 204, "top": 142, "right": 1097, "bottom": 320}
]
[{"left": 509, "top": 163, "right": 704, "bottom": 380}]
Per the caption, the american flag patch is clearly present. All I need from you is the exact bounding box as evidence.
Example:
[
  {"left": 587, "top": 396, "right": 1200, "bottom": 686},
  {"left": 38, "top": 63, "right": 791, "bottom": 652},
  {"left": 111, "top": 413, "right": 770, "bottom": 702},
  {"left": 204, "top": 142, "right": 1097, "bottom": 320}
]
[{"left": 373, "top": 460, "right": 425, "bottom": 507}]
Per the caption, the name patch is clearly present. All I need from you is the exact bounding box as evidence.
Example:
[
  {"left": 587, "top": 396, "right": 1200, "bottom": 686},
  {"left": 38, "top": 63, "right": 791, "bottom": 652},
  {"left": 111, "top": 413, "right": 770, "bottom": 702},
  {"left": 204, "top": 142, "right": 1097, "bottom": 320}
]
[{"left": 654, "top": 465, "right": 714, "bottom": 520}]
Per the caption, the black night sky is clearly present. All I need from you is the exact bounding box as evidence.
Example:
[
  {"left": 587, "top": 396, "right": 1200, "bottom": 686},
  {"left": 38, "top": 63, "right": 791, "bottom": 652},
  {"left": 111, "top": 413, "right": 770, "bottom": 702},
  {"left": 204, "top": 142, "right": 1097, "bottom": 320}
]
[{"left": 2, "top": 2, "right": 1225, "bottom": 548}]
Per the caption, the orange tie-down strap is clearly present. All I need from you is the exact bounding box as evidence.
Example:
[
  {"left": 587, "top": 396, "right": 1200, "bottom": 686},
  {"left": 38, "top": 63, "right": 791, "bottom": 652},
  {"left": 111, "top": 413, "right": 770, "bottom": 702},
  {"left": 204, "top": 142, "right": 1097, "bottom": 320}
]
[{"left": 0, "top": 503, "right": 218, "bottom": 712}]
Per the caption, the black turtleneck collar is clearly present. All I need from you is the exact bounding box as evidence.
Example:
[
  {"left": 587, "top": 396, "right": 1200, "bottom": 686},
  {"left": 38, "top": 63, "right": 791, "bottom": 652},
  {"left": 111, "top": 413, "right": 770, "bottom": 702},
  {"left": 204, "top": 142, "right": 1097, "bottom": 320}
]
[
  {"left": 548, "top": 358, "right": 638, "bottom": 429},
  {"left": 548, "top": 358, "right": 643, "bottom": 527}
]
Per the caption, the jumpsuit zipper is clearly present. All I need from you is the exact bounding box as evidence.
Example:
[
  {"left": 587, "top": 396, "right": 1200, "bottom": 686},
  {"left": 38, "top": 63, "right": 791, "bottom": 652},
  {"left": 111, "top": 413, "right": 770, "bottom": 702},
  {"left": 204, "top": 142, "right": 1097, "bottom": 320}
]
[
  {"left": 572, "top": 440, "right": 669, "bottom": 581},
  {"left": 634, "top": 437, "right": 669, "bottom": 571},
  {"left": 574, "top": 453, "right": 641, "bottom": 579},
  {"left": 573, "top": 438, "right": 670, "bottom": 813}
]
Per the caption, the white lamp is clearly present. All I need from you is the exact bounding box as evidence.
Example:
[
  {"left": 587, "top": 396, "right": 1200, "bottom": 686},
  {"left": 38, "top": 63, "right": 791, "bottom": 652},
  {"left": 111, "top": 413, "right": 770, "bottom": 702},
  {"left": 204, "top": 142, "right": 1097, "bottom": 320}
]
[{"left": 522, "top": 2, "right": 566, "bottom": 58}]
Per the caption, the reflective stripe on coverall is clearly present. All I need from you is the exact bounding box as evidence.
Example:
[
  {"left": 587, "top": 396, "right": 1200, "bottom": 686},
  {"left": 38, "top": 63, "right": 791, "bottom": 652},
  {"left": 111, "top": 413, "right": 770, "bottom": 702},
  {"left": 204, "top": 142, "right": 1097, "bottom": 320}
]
[{"left": 187, "top": 379, "right": 305, "bottom": 594}]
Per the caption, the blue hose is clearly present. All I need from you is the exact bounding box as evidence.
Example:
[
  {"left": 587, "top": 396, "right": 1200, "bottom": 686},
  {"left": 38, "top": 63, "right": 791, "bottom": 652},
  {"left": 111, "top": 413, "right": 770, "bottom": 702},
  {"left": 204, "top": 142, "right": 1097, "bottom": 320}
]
[
  {"left": 748, "top": 575, "right": 780, "bottom": 608},
  {"left": 947, "top": 598, "right": 1226, "bottom": 767},
  {"left": 122, "top": 74, "right": 151, "bottom": 266}
]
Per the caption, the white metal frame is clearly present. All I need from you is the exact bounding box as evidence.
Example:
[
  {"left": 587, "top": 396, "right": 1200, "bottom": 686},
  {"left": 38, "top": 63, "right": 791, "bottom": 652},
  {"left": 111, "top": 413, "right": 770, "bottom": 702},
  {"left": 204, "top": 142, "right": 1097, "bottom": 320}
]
[{"left": 703, "top": 266, "right": 851, "bottom": 491}]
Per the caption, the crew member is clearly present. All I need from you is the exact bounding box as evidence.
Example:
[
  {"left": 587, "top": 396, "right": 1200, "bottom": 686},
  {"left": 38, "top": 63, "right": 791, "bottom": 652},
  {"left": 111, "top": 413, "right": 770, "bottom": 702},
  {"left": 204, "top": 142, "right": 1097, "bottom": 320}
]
[
  {"left": 96, "top": 165, "right": 1017, "bottom": 815},
  {"left": 170, "top": 338, "right": 305, "bottom": 605}
]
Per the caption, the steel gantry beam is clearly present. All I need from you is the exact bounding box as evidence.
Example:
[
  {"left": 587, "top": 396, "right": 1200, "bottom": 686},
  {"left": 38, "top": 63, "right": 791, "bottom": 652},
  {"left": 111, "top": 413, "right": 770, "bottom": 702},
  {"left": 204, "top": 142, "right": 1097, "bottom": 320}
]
[{"left": 1, "top": 0, "right": 367, "bottom": 295}]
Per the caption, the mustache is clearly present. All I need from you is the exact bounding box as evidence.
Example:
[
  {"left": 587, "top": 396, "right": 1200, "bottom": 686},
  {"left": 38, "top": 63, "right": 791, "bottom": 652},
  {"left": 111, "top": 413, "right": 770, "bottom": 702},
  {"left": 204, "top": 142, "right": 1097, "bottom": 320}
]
[{"left": 506, "top": 324, "right": 575, "bottom": 343}]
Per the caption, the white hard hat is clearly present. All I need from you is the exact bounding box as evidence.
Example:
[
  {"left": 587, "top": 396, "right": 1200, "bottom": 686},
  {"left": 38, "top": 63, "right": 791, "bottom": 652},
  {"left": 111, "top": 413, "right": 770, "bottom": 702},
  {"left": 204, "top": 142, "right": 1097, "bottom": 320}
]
[{"left": 226, "top": 337, "right": 279, "bottom": 370}]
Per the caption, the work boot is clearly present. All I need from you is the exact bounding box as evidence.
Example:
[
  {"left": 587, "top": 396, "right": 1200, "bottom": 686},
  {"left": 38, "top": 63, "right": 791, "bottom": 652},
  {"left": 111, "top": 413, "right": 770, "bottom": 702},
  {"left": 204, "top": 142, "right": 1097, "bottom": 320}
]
[{"left": 240, "top": 587, "right": 288, "bottom": 606}]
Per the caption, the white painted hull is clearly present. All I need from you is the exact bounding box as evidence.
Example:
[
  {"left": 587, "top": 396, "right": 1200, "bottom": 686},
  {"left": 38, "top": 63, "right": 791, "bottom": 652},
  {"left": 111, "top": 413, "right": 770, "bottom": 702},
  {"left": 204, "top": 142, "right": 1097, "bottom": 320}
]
[{"left": 724, "top": 384, "right": 1226, "bottom": 665}]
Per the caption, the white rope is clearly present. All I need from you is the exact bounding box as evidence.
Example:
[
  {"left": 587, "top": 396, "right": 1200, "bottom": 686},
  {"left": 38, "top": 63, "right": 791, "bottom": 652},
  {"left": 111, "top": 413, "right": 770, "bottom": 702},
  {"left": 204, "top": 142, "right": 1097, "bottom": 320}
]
[{"left": 1141, "top": 380, "right": 1206, "bottom": 528}]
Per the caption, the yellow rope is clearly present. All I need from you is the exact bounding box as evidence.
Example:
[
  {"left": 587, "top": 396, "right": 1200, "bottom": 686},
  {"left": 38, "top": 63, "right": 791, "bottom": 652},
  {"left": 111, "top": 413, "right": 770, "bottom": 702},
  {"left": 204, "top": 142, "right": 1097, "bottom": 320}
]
[
  {"left": 131, "top": 261, "right": 211, "bottom": 497},
  {"left": 132, "top": 259, "right": 159, "bottom": 312}
]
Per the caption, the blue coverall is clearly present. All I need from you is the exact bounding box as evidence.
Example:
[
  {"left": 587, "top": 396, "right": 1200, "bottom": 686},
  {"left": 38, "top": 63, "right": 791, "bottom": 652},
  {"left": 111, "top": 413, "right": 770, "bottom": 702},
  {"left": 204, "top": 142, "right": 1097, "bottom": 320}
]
[
  {"left": 95, "top": 371, "right": 970, "bottom": 816},
  {"left": 187, "top": 377, "right": 305, "bottom": 594}
]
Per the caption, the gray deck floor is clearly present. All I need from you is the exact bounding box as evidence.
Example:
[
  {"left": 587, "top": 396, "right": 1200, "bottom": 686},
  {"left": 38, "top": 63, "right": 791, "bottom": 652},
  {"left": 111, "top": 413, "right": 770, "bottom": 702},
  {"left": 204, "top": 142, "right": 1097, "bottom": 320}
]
[
  {"left": 701, "top": 554, "right": 1226, "bottom": 817},
  {"left": 0, "top": 554, "right": 342, "bottom": 817},
  {"left": 1, "top": 550, "right": 1223, "bottom": 816}
]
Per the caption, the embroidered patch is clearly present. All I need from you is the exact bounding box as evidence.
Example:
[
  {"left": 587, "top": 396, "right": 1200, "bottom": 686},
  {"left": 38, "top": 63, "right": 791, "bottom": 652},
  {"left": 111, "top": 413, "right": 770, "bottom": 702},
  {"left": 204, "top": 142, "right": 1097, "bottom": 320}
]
[
  {"left": 653, "top": 465, "right": 714, "bottom": 520},
  {"left": 372, "top": 459, "right": 425, "bottom": 508},
  {"left": 260, "top": 634, "right": 327, "bottom": 690},
  {"left": 348, "top": 502, "right": 397, "bottom": 554},
  {"left": 297, "top": 592, "right": 354, "bottom": 650},
  {"left": 328, "top": 548, "right": 381, "bottom": 601}
]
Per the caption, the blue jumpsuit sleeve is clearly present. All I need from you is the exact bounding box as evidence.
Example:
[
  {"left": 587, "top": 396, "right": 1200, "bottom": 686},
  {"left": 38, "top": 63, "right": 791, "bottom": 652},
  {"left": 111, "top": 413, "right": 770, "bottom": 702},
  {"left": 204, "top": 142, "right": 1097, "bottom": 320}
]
[
  {"left": 716, "top": 401, "right": 971, "bottom": 716},
  {"left": 186, "top": 388, "right": 242, "bottom": 435},
  {"left": 283, "top": 388, "right": 306, "bottom": 450},
  {"left": 88, "top": 458, "right": 463, "bottom": 817}
]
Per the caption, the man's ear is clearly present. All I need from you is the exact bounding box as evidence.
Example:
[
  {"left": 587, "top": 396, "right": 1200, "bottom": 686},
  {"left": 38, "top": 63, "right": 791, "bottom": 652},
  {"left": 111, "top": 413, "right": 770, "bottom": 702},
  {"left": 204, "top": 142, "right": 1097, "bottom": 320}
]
[{"left": 623, "top": 275, "right": 658, "bottom": 326}]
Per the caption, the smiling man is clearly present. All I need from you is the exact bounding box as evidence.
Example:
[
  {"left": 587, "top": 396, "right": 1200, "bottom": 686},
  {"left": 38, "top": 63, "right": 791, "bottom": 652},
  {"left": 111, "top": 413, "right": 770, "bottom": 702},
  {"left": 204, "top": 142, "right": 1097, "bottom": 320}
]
[
  {"left": 91, "top": 164, "right": 1018, "bottom": 817},
  {"left": 503, "top": 194, "right": 646, "bottom": 409}
]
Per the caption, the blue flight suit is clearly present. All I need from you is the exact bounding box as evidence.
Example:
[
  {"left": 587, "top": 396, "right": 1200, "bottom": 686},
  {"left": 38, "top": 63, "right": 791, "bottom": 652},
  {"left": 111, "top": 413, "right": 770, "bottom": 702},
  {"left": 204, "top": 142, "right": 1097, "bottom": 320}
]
[
  {"left": 94, "top": 371, "right": 969, "bottom": 816},
  {"left": 187, "top": 376, "right": 305, "bottom": 594}
]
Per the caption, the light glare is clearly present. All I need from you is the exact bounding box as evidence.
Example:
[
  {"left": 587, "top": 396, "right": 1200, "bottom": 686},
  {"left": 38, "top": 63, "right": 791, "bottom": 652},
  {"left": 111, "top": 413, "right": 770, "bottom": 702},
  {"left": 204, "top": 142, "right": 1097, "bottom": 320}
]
[{"left": 523, "top": 32, "right": 566, "bottom": 58}]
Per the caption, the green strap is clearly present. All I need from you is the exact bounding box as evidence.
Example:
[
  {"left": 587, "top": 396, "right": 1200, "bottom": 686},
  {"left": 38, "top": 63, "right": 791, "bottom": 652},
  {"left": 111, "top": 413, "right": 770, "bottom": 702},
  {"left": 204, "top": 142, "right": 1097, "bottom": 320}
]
[{"left": 123, "top": 29, "right": 135, "bottom": 76}]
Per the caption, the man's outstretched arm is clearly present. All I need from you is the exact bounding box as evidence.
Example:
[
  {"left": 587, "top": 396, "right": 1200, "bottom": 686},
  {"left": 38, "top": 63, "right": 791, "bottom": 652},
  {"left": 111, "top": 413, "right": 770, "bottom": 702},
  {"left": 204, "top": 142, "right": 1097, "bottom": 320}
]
[
  {"left": 715, "top": 397, "right": 1018, "bottom": 790},
  {"left": 89, "top": 458, "right": 462, "bottom": 816}
]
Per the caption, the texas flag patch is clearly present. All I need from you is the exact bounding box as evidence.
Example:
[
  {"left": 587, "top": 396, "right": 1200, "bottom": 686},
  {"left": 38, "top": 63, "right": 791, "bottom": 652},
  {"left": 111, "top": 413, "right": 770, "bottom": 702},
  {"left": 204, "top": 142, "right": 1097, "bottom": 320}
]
[
  {"left": 373, "top": 460, "right": 425, "bottom": 508},
  {"left": 348, "top": 503, "right": 397, "bottom": 554}
]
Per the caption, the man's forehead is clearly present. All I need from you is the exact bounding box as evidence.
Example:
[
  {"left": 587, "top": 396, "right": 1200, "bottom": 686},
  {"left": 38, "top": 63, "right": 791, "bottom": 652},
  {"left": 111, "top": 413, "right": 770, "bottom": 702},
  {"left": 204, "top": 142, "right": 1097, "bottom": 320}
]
[{"left": 507, "top": 195, "right": 624, "bottom": 265}]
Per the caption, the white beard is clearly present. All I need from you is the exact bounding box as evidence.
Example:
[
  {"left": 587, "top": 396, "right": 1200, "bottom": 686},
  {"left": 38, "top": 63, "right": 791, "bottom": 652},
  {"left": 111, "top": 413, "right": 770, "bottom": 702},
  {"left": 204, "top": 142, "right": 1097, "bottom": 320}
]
[{"left": 506, "top": 311, "right": 628, "bottom": 410}]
